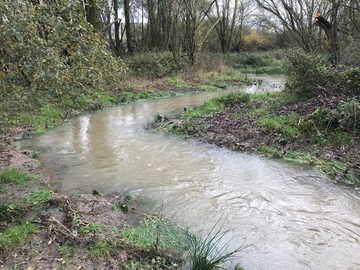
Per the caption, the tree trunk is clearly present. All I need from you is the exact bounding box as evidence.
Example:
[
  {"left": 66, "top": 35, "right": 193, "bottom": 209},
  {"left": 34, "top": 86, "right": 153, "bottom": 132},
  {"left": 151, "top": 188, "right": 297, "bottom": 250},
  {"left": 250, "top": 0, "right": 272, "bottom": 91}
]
[
  {"left": 113, "top": 0, "right": 123, "bottom": 56},
  {"left": 84, "top": 0, "right": 102, "bottom": 31},
  {"left": 313, "top": 13, "right": 340, "bottom": 65},
  {"left": 124, "top": 0, "right": 134, "bottom": 53}
]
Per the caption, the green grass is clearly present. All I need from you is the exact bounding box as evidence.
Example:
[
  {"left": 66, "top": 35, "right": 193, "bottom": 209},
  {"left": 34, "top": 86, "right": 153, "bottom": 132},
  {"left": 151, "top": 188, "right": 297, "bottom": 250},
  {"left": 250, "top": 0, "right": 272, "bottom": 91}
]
[
  {"left": 0, "top": 203, "right": 28, "bottom": 222},
  {"left": 0, "top": 222, "right": 38, "bottom": 254},
  {"left": 87, "top": 240, "right": 110, "bottom": 258},
  {"left": 201, "top": 68, "right": 249, "bottom": 85},
  {"left": 257, "top": 113, "right": 300, "bottom": 138},
  {"left": 79, "top": 223, "right": 105, "bottom": 237},
  {"left": 257, "top": 145, "right": 283, "bottom": 158},
  {"left": 58, "top": 243, "right": 75, "bottom": 267},
  {"left": 183, "top": 221, "right": 248, "bottom": 270},
  {"left": 184, "top": 92, "right": 251, "bottom": 119},
  {"left": 120, "top": 215, "right": 247, "bottom": 270},
  {"left": 26, "top": 189, "right": 53, "bottom": 205},
  {"left": 198, "top": 85, "right": 219, "bottom": 91},
  {"left": 0, "top": 168, "right": 36, "bottom": 185},
  {"left": 58, "top": 243, "right": 72, "bottom": 257},
  {"left": 120, "top": 215, "right": 186, "bottom": 251}
]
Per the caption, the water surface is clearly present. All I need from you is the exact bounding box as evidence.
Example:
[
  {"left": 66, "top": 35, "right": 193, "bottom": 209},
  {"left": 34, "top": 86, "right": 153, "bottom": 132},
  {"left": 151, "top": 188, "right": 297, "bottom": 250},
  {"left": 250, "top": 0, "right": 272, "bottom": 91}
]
[{"left": 23, "top": 76, "right": 360, "bottom": 269}]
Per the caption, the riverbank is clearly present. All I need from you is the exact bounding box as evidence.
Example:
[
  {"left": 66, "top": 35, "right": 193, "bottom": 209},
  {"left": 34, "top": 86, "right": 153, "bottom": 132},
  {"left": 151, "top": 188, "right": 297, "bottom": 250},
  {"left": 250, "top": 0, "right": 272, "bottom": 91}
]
[
  {"left": 0, "top": 76, "right": 250, "bottom": 269},
  {"left": 155, "top": 90, "right": 360, "bottom": 186},
  {"left": 0, "top": 146, "right": 184, "bottom": 269}
]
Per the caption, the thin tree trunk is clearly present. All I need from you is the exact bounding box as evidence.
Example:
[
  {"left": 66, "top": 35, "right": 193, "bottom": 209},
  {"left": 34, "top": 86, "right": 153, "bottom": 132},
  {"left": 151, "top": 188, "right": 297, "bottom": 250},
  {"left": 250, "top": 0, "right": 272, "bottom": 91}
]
[
  {"left": 113, "top": 0, "right": 123, "bottom": 56},
  {"left": 124, "top": 0, "right": 134, "bottom": 53}
]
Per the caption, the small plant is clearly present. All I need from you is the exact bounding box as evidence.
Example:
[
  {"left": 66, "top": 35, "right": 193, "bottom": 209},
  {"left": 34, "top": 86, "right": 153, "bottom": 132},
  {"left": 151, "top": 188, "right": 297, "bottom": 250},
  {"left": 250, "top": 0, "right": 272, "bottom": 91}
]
[
  {"left": 58, "top": 243, "right": 72, "bottom": 257},
  {"left": 87, "top": 240, "right": 110, "bottom": 258},
  {"left": 0, "top": 222, "right": 38, "bottom": 254},
  {"left": 0, "top": 168, "right": 36, "bottom": 185},
  {"left": 26, "top": 189, "right": 53, "bottom": 205},
  {"left": 79, "top": 223, "right": 105, "bottom": 237},
  {"left": 183, "top": 222, "right": 248, "bottom": 270},
  {"left": 31, "top": 151, "right": 39, "bottom": 159},
  {"left": 124, "top": 194, "right": 136, "bottom": 202},
  {"left": 58, "top": 243, "right": 74, "bottom": 267},
  {"left": 112, "top": 195, "right": 137, "bottom": 212},
  {"left": 113, "top": 201, "right": 132, "bottom": 212},
  {"left": 120, "top": 215, "right": 186, "bottom": 251}
]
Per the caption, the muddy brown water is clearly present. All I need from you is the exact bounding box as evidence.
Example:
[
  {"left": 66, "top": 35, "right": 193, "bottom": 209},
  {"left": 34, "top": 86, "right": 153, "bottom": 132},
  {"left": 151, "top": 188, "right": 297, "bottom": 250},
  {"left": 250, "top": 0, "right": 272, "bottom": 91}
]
[{"left": 22, "top": 75, "right": 360, "bottom": 269}]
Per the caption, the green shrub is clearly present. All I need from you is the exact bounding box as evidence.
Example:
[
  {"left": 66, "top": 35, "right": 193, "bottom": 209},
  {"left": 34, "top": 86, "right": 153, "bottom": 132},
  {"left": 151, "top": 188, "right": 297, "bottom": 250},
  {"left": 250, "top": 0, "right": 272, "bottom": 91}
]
[
  {"left": 224, "top": 51, "right": 286, "bottom": 74},
  {"left": 0, "top": 0, "right": 126, "bottom": 128},
  {"left": 125, "top": 52, "right": 182, "bottom": 79},
  {"left": 285, "top": 49, "right": 332, "bottom": 100},
  {"left": 299, "top": 99, "right": 360, "bottom": 137},
  {"left": 338, "top": 67, "right": 360, "bottom": 96}
]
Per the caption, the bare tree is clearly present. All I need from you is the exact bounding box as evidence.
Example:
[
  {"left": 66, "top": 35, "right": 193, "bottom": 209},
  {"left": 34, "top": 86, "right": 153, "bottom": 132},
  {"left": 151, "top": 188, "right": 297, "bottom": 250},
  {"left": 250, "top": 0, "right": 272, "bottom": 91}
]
[
  {"left": 256, "top": 0, "right": 321, "bottom": 51},
  {"left": 211, "top": 0, "right": 238, "bottom": 54},
  {"left": 124, "top": 0, "right": 135, "bottom": 53}
]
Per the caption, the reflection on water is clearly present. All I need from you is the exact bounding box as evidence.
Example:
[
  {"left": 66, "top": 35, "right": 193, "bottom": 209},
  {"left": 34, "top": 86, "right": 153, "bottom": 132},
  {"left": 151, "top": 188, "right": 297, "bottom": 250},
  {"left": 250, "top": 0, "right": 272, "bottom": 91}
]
[{"left": 22, "top": 76, "right": 360, "bottom": 270}]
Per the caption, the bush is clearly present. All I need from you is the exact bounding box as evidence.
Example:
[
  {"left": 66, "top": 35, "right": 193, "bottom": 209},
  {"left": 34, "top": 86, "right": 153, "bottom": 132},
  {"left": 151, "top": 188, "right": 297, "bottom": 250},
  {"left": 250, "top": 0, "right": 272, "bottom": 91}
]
[
  {"left": 285, "top": 48, "right": 360, "bottom": 100},
  {"left": 299, "top": 99, "right": 360, "bottom": 137},
  {"left": 338, "top": 67, "right": 360, "bottom": 96},
  {"left": 0, "top": 0, "right": 126, "bottom": 127},
  {"left": 224, "top": 51, "right": 286, "bottom": 74},
  {"left": 196, "top": 52, "right": 226, "bottom": 73},
  {"left": 284, "top": 49, "right": 332, "bottom": 100},
  {"left": 124, "top": 52, "right": 182, "bottom": 79}
]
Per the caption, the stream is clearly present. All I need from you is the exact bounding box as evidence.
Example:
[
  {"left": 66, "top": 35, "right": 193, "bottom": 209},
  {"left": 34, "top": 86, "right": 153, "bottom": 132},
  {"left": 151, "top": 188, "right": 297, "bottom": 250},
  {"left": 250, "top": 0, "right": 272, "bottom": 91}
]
[{"left": 22, "top": 75, "right": 360, "bottom": 269}]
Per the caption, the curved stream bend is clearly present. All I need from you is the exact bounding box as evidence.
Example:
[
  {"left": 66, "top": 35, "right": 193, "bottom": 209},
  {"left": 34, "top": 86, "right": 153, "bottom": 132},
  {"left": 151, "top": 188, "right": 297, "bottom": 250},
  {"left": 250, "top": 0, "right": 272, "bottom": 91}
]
[{"left": 24, "top": 76, "right": 360, "bottom": 270}]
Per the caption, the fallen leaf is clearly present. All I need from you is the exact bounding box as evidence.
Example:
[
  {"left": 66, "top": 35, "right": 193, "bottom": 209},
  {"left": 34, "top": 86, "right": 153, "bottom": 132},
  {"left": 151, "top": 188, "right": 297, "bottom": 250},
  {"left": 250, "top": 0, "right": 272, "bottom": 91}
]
[{"left": 118, "top": 250, "right": 128, "bottom": 262}]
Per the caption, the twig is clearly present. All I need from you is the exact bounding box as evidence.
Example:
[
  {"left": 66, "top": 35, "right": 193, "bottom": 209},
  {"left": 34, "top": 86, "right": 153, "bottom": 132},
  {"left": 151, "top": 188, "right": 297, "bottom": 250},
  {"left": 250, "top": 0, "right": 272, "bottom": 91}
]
[{"left": 50, "top": 216, "right": 76, "bottom": 238}]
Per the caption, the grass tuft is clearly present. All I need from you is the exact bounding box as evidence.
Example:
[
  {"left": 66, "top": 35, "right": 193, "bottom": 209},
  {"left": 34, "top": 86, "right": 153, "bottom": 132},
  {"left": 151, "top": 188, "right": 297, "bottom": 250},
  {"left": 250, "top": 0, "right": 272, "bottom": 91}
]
[
  {"left": 183, "top": 221, "right": 248, "bottom": 270},
  {"left": 0, "top": 222, "right": 38, "bottom": 254},
  {"left": 0, "top": 168, "right": 36, "bottom": 185},
  {"left": 26, "top": 189, "right": 53, "bottom": 205},
  {"left": 120, "top": 215, "right": 186, "bottom": 251}
]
